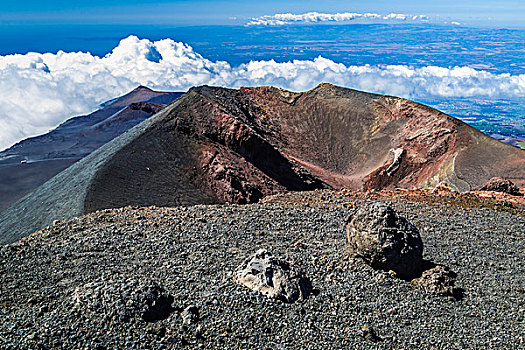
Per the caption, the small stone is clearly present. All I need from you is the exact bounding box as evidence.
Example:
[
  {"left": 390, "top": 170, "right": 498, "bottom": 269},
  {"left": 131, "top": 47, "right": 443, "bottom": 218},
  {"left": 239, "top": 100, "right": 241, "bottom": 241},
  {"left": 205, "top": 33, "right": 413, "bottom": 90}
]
[
  {"left": 39, "top": 306, "right": 49, "bottom": 313},
  {"left": 361, "top": 325, "right": 382, "bottom": 342},
  {"left": 386, "top": 307, "right": 398, "bottom": 315},
  {"left": 234, "top": 249, "right": 312, "bottom": 303},
  {"left": 181, "top": 306, "right": 199, "bottom": 325},
  {"left": 72, "top": 278, "right": 175, "bottom": 323},
  {"left": 412, "top": 265, "right": 457, "bottom": 297}
]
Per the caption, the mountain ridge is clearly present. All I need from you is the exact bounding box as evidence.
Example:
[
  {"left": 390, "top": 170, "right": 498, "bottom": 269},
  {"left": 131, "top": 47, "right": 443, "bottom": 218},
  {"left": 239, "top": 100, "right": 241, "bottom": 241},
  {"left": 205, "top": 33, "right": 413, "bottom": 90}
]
[
  {"left": 1, "top": 83, "right": 523, "bottom": 244},
  {"left": 0, "top": 87, "right": 183, "bottom": 212}
]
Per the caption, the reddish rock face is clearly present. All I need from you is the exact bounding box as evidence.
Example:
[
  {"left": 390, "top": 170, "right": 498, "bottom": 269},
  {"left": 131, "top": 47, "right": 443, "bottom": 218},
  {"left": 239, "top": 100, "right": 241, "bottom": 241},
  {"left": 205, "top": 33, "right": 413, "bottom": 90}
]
[
  {"left": 84, "top": 84, "right": 525, "bottom": 208},
  {"left": 161, "top": 84, "right": 525, "bottom": 197}
]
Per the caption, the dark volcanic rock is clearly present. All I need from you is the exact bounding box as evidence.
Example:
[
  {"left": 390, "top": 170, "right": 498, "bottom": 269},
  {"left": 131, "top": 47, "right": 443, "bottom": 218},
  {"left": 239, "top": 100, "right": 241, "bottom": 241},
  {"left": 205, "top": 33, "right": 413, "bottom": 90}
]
[
  {"left": 478, "top": 177, "right": 523, "bottom": 196},
  {"left": 0, "top": 191, "right": 524, "bottom": 349},
  {"left": 1, "top": 84, "right": 524, "bottom": 244},
  {"left": 346, "top": 202, "right": 423, "bottom": 279},
  {"left": 234, "top": 249, "right": 312, "bottom": 303},
  {"left": 361, "top": 325, "right": 382, "bottom": 342},
  {"left": 412, "top": 265, "right": 457, "bottom": 297}
]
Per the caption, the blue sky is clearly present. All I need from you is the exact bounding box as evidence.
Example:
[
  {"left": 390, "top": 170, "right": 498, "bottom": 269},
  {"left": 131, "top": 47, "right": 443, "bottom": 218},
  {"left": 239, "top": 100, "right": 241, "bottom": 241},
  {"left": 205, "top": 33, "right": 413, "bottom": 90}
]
[{"left": 0, "top": 0, "right": 524, "bottom": 27}]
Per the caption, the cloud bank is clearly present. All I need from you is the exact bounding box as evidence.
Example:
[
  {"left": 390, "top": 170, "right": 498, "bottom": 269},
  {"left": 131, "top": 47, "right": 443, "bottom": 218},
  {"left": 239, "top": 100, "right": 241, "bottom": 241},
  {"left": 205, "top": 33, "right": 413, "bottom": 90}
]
[
  {"left": 1, "top": 35, "right": 523, "bottom": 151},
  {"left": 246, "top": 12, "right": 432, "bottom": 26}
]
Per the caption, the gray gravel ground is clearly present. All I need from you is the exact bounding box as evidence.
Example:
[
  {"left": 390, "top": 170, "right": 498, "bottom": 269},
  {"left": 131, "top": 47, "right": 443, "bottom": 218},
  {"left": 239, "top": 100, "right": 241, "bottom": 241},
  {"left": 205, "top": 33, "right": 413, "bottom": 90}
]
[{"left": 0, "top": 190, "right": 524, "bottom": 349}]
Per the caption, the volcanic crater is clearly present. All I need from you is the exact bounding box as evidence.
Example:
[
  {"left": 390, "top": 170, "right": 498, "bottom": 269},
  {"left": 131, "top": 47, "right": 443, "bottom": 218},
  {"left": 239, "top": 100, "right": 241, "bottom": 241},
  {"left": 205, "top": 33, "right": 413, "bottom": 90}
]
[{"left": 1, "top": 84, "right": 524, "bottom": 244}]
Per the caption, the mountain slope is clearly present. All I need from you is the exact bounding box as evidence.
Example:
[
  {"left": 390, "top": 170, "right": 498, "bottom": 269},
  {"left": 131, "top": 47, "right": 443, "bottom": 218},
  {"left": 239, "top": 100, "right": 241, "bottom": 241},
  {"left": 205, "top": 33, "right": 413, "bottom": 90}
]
[
  {"left": 0, "top": 86, "right": 182, "bottom": 211},
  {"left": 1, "top": 84, "right": 523, "bottom": 244}
]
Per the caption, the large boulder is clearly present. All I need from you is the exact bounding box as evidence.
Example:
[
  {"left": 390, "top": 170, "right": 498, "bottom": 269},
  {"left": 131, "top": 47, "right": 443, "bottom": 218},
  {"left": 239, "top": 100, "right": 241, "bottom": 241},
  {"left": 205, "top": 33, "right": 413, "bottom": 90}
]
[
  {"left": 346, "top": 202, "right": 423, "bottom": 279},
  {"left": 478, "top": 177, "right": 523, "bottom": 196},
  {"left": 234, "top": 249, "right": 312, "bottom": 303}
]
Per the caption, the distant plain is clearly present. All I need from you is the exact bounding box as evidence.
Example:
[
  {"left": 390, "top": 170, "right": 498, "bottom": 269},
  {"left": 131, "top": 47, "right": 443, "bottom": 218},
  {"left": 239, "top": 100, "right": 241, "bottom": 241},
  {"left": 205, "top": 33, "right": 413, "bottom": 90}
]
[{"left": 1, "top": 23, "right": 523, "bottom": 148}]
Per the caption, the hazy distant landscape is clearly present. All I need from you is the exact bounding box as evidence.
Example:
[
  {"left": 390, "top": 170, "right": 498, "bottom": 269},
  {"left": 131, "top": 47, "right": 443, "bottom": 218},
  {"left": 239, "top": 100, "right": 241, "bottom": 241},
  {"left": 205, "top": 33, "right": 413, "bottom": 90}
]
[
  {"left": 3, "top": 24, "right": 524, "bottom": 73},
  {"left": 0, "top": 23, "right": 524, "bottom": 150}
]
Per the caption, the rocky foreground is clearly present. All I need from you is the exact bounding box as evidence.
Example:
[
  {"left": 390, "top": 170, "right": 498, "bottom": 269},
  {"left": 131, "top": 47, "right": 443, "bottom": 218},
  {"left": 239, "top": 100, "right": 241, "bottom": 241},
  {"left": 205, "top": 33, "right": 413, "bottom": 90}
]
[{"left": 0, "top": 190, "right": 524, "bottom": 349}]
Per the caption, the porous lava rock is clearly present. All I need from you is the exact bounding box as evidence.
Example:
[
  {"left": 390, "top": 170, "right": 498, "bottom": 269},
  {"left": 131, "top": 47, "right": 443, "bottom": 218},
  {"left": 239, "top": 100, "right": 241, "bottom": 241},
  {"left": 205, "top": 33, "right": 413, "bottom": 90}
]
[
  {"left": 234, "top": 249, "right": 312, "bottom": 303},
  {"left": 72, "top": 278, "right": 175, "bottom": 323},
  {"left": 346, "top": 202, "right": 423, "bottom": 279},
  {"left": 412, "top": 265, "right": 457, "bottom": 297},
  {"left": 478, "top": 177, "right": 523, "bottom": 196}
]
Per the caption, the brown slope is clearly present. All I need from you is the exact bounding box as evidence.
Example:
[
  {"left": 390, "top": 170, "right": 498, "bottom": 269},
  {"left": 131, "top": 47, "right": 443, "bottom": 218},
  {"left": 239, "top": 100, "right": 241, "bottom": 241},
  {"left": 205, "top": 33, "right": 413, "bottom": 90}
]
[
  {"left": 1, "top": 83, "right": 524, "bottom": 244},
  {"left": 84, "top": 87, "right": 325, "bottom": 212},
  {"left": 182, "top": 84, "right": 524, "bottom": 192}
]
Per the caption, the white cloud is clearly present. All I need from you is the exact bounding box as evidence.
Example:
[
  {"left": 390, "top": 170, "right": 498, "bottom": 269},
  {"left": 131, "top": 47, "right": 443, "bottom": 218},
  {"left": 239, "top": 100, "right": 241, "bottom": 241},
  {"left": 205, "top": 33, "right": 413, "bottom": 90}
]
[
  {"left": 0, "top": 35, "right": 524, "bottom": 151},
  {"left": 246, "top": 11, "right": 431, "bottom": 26}
]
